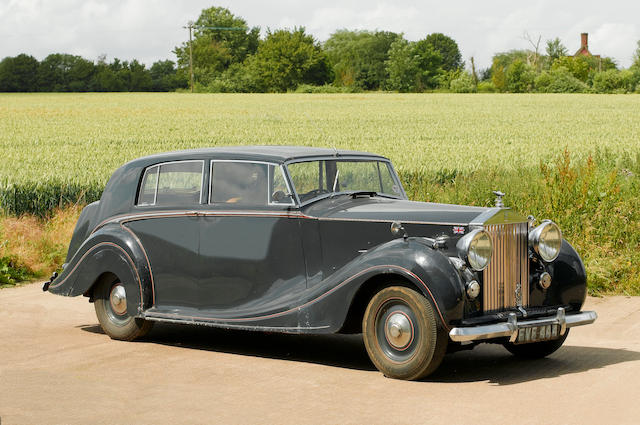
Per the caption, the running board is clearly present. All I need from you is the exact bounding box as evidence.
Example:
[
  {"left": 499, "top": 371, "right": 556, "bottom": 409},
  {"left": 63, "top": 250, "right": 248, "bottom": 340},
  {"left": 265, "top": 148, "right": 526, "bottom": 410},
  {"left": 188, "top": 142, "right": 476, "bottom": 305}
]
[{"left": 143, "top": 310, "right": 330, "bottom": 334}]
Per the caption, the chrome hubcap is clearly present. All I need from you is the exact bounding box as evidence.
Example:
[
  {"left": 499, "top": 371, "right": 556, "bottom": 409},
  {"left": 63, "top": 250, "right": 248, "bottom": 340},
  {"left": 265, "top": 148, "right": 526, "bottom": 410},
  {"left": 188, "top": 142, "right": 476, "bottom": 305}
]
[
  {"left": 384, "top": 312, "right": 412, "bottom": 349},
  {"left": 109, "top": 284, "right": 127, "bottom": 316}
]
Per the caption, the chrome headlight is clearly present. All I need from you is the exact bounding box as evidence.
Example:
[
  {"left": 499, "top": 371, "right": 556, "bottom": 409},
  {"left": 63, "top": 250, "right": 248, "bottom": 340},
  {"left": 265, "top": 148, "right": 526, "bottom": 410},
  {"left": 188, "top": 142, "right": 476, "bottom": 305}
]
[
  {"left": 456, "top": 229, "right": 493, "bottom": 271},
  {"left": 529, "top": 221, "right": 562, "bottom": 262}
]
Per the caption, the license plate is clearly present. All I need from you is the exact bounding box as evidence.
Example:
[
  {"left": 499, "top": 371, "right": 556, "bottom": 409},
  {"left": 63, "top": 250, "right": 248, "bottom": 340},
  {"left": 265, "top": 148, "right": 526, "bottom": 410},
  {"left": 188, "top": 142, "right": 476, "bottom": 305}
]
[{"left": 515, "top": 324, "right": 560, "bottom": 344}]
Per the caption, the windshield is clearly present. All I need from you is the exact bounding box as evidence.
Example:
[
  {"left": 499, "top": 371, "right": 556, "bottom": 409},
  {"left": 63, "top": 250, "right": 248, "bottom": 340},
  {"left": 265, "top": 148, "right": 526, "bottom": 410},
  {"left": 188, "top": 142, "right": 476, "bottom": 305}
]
[{"left": 286, "top": 159, "right": 404, "bottom": 203}]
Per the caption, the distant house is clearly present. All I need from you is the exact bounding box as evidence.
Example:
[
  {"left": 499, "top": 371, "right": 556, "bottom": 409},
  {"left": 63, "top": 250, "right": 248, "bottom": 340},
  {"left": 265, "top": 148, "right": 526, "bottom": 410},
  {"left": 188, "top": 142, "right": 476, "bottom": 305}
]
[{"left": 574, "top": 33, "right": 600, "bottom": 59}]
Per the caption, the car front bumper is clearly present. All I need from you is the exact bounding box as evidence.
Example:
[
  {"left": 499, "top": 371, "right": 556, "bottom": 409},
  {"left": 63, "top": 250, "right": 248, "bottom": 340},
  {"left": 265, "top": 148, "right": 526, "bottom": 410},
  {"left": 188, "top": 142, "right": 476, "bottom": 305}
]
[{"left": 448, "top": 307, "right": 597, "bottom": 343}]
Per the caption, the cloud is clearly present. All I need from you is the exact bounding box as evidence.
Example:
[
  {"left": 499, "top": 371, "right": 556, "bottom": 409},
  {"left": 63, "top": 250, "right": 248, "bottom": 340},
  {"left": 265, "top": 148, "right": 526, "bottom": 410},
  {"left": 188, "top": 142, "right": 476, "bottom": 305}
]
[{"left": 0, "top": 0, "right": 638, "bottom": 68}]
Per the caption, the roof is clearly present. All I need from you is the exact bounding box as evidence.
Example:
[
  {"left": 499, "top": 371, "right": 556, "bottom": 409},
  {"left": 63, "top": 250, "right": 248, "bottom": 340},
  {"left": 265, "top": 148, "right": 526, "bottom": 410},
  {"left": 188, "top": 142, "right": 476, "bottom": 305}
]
[{"left": 128, "top": 145, "right": 388, "bottom": 167}]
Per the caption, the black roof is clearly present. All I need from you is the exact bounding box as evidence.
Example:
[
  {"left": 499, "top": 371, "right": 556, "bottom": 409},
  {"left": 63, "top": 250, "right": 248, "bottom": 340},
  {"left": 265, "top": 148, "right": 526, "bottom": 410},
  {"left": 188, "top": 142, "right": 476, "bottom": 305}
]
[{"left": 129, "top": 146, "right": 388, "bottom": 167}]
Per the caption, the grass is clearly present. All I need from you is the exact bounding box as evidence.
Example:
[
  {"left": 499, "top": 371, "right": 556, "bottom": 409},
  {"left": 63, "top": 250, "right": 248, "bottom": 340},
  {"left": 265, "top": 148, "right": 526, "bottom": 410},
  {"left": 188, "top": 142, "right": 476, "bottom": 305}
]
[{"left": 0, "top": 92, "right": 639, "bottom": 294}]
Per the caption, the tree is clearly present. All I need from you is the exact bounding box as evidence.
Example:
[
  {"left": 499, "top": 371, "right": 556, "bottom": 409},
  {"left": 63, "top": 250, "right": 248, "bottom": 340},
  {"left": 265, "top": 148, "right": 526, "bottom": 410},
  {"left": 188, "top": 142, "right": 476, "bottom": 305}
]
[
  {"left": 248, "top": 27, "right": 332, "bottom": 92},
  {"left": 324, "top": 30, "right": 401, "bottom": 89},
  {"left": 385, "top": 37, "right": 443, "bottom": 92},
  {"left": 633, "top": 40, "right": 640, "bottom": 68},
  {"left": 423, "top": 33, "right": 462, "bottom": 71},
  {"left": 174, "top": 7, "right": 259, "bottom": 86},
  {"left": 37, "top": 54, "right": 95, "bottom": 91},
  {"left": 0, "top": 54, "right": 39, "bottom": 92},
  {"left": 150, "top": 60, "right": 186, "bottom": 91},
  {"left": 506, "top": 59, "right": 535, "bottom": 92},
  {"left": 546, "top": 38, "right": 568, "bottom": 62},
  {"left": 127, "top": 60, "right": 152, "bottom": 91}
]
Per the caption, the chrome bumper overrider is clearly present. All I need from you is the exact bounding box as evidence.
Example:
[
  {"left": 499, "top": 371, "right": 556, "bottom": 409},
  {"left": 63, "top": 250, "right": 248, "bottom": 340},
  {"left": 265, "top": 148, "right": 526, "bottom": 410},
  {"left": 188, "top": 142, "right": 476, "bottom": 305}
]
[{"left": 448, "top": 308, "right": 598, "bottom": 343}]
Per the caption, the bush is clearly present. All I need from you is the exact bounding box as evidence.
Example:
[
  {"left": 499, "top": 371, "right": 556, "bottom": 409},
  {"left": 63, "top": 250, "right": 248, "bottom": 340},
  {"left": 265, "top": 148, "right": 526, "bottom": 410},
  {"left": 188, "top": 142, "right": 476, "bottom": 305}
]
[
  {"left": 449, "top": 72, "right": 476, "bottom": 93},
  {"left": 535, "top": 67, "right": 589, "bottom": 93},
  {"left": 477, "top": 81, "right": 497, "bottom": 92},
  {"left": 0, "top": 256, "right": 31, "bottom": 286},
  {"left": 293, "top": 84, "right": 360, "bottom": 93},
  {"left": 592, "top": 69, "right": 635, "bottom": 93},
  {"left": 505, "top": 59, "right": 535, "bottom": 92}
]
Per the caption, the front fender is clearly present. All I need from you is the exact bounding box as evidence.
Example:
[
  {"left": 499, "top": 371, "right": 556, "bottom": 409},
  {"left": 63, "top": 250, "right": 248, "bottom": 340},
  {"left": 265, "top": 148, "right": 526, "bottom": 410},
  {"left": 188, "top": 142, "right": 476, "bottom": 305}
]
[
  {"left": 302, "top": 237, "right": 465, "bottom": 332},
  {"left": 47, "top": 223, "right": 154, "bottom": 316},
  {"left": 530, "top": 239, "right": 587, "bottom": 311}
]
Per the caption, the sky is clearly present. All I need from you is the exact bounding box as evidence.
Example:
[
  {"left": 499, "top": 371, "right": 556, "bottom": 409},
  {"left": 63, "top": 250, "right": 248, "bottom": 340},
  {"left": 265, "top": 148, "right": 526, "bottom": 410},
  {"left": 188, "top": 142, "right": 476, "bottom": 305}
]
[{"left": 1, "top": 0, "right": 639, "bottom": 70}]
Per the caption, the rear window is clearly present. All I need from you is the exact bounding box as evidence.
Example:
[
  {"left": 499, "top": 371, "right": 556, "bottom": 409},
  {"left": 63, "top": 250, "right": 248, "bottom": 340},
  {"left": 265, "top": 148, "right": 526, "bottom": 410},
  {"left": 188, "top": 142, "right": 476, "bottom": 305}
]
[{"left": 137, "top": 161, "right": 203, "bottom": 206}]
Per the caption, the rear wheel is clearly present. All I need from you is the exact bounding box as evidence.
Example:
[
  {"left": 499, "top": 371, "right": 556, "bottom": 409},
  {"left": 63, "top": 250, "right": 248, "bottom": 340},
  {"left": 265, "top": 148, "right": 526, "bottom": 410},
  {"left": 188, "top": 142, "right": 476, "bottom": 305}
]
[
  {"left": 362, "top": 286, "right": 448, "bottom": 380},
  {"left": 94, "top": 275, "right": 153, "bottom": 341},
  {"left": 503, "top": 330, "right": 569, "bottom": 358}
]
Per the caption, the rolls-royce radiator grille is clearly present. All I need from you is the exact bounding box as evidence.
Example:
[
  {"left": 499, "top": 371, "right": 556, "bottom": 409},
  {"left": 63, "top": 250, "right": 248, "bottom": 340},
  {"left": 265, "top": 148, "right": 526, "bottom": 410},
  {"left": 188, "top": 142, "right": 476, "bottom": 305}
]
[{"left": 482, "top": 222, "right": 529, "bottom": 312}]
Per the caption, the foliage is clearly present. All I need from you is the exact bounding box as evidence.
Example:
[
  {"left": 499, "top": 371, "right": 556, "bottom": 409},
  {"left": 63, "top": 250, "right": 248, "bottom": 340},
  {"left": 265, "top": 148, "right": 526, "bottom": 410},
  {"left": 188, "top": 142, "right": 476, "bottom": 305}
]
[
  {"left": 491, "top": 64, "right": 506, "bottom": 92},
  {"left": 476, "top": 80, "right": 497, "bottom": 92},
  {"left": 37, "top": 54, "right": 95, "bottom": 92},
  {"left": 149, "top": 60, "right": 187, "bottom": 91},
  {"left": 505, "top": 59, "right": 535, "bottom": 92},
  {"left": 385, "top": 38, "right": 443, "bottom": 92},
  {"left": 0, "top": 54, "right": 39, "bottom": 92},
  {"left": 592, "top": 69, "right": 636, "bottom": 93},
  {"left": 246, "top": 28, "right": 332, "bottom": 92},
  {"left": 0, "top": 256, "right": 30, "bottom": 286},
  {"left": 449, "top": 72, "right": 476, "bottom": 93},
  {"left": 545, "top": 38, "right": 568, "bottom": 62},
  {"left": 294, "top": 84, "right": 360, "bottom": 93},
  {"left": 551, "top": 56, "right": 592, "bottom": 82},
  {"left": 324, "top": 30, "right": 401, "bottom": 89},
  {"left": 173, "top": 6, "right": 260, "bottom": 86},
  {"left": 534, "top": 67, "right": 590, "bottom": 93},
  {"left": 422, "top": 33, "right": 463, "bottom": 72},
  {"left": 0, "top": 205, "right": 82, "bottom": 285}
]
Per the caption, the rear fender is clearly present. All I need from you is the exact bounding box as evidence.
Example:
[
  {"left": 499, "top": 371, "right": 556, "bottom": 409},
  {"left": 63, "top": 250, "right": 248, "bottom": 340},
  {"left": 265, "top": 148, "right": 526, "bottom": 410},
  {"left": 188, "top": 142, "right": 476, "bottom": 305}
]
[{"left": 47, "top": 223, "right": 153, "bottom": 316}]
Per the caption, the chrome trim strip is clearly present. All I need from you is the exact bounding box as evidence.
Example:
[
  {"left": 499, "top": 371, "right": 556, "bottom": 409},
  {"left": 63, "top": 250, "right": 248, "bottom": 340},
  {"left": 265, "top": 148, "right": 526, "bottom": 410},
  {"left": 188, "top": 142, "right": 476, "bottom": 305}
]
[
  {"left": 316, "top": 216, "right": 470, "bottom": 226},
  {"left": 449, "top": 309, "right": 598, "bottom": 342}
]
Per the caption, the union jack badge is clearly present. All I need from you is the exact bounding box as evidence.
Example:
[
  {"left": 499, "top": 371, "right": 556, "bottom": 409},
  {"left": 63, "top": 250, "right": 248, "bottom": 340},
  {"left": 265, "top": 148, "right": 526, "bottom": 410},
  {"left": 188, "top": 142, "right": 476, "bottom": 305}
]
[{"left": 452, "top": 226, "right": 465, "bottom": 235}]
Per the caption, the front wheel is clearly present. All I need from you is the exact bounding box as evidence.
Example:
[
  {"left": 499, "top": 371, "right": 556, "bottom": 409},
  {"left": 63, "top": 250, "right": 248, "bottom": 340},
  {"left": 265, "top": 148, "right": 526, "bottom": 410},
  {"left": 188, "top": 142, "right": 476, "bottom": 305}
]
[
  {"left": 362, "top": 286, "right": 448, "bottom": 380},
  {"left": 94, "top": 275, "right": 153, "bottom": 341},
  {"left": 503, "top": 330, "right": 569, "bottom": 358}
]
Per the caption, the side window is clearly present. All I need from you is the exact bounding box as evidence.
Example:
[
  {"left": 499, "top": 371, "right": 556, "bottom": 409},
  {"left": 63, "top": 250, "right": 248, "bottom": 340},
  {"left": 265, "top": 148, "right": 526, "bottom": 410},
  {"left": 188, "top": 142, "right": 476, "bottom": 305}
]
[
  {"left": 210, "top": 162, "right": 268, "bottom": 206},
  {"left": 136, "top": 161, "right": 203, "bottom": 206}
]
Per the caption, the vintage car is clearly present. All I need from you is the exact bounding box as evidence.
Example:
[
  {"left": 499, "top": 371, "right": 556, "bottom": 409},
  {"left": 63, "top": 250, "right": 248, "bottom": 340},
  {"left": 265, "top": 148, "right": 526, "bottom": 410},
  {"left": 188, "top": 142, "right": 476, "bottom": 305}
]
[{"left": 45, "top": 146, "right": 597, "bottom": 380}]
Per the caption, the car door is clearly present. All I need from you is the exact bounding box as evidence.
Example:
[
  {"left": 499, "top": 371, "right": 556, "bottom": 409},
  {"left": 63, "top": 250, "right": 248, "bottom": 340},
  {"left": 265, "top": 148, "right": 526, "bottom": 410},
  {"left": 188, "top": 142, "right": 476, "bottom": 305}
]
[
  {"left": 125, "top": 160, "right": 204, "bottom": 308},
  {"left": 198, "top": 160, "right": 307, "bottom": 314}
]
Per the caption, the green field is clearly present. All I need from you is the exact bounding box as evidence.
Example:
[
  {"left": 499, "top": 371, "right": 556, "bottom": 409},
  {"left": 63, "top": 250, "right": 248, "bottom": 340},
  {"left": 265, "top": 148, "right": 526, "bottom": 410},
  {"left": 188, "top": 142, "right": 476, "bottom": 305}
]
[
  {"left": 0, "top": 93, "right": 639, "bottom": 294},
  {"left": 1, "top": 93, "right": 639, "bottom": 184}
]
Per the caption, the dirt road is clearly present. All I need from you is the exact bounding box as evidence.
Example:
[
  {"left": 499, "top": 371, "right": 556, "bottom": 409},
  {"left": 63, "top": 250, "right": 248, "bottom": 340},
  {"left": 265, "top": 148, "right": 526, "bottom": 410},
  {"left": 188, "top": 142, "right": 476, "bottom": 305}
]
[{"left": 1, "top": 283, "right": 639, "bottom": 425}]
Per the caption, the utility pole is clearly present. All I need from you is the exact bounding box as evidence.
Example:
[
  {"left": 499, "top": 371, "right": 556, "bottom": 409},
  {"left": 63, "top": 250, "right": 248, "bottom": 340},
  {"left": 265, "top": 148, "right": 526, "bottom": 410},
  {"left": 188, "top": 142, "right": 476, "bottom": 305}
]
[{"left": 184, "top": 21, "right": 194, "bottom": 93}]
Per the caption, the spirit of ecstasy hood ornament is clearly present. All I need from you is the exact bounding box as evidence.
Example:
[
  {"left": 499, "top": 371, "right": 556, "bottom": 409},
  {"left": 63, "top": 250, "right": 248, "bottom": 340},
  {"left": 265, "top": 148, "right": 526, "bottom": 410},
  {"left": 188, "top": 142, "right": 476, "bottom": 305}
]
[{"left": 492, "top": 190, "right": 505, "bottom": 208}]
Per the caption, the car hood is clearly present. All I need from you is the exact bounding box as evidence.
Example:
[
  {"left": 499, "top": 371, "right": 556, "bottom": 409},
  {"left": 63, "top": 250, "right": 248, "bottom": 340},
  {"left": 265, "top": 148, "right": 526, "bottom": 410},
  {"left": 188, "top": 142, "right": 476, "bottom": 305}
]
[{"left": 302, "top": 195, "right": 498, "bottom": 225}]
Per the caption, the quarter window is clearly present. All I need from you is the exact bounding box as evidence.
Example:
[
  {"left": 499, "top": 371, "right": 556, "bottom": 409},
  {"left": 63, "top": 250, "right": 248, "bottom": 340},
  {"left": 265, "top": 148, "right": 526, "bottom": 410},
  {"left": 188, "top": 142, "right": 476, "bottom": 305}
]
[{"left": 136, "top": 161, "right": 203, "bottom": 206}]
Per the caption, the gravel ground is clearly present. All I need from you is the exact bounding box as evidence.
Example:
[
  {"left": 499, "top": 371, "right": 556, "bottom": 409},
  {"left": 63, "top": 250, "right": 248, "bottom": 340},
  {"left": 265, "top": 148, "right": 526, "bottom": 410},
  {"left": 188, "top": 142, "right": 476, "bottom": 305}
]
[{"left": 1, "top": 282, "right": 639, "bottom": 425}]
